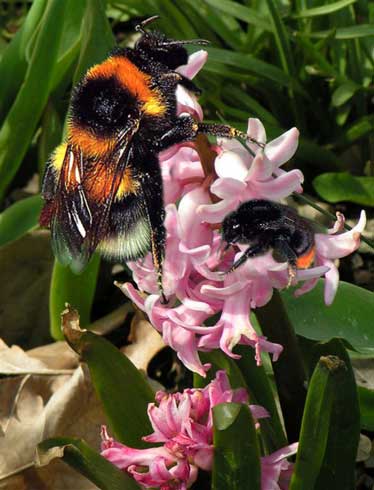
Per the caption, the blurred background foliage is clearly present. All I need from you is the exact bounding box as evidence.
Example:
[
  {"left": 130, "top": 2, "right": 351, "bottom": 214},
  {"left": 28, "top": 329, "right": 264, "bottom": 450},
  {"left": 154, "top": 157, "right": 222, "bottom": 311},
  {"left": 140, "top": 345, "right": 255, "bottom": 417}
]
[{"left": 0, "top": 0, "right": 373, "bottom": 347}]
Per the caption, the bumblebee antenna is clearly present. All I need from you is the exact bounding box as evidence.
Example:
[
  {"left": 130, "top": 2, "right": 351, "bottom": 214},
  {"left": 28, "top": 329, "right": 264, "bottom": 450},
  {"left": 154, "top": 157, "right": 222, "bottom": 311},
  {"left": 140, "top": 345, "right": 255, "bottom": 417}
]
[{"left": 135, "top": 15, "right": 160, "bottom": 34}]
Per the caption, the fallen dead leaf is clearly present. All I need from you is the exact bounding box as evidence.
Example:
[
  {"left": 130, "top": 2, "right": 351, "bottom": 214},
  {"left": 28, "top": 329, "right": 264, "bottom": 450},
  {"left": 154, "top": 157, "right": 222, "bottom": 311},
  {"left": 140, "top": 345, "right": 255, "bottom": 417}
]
[
  {"left": 0, "top": 340, "right": 105, "bottom": 489},
  {"left": 122, "top": 310, "right": 165, "bottom": 372}
]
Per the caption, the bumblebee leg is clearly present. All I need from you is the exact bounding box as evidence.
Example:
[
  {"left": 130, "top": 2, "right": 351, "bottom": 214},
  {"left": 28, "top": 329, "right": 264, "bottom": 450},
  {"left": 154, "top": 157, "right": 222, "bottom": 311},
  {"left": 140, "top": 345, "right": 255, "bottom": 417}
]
[
  {"left": 158, "top": 116, "right": 265, "bottom": 151},
  {"left": 273, "top": 237, "right": 298, "bottom": 287},
  {"left": 197, "top": 122, "right": 265, "bottom": 148},
  {"left": 159, "top": 72, "right": 201, "bottom": 94},
  {"left": 228, "top": 242, "right": 267, "bottom": 273},
  {"left": 138, "top": 162, "right": 168, "bottom": 304}
]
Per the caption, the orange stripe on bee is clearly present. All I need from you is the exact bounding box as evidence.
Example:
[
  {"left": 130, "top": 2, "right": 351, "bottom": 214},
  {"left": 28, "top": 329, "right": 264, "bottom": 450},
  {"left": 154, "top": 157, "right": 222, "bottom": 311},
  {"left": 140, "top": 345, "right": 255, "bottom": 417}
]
[
  {"left": 116, "top": 167, "right": 140, "bottom": 199},
  {"left": 83, "top": 162, "right": 118, "bottom": 202},
  {"left": 296, "top": 245, "right": 316, "bottom": 269},
  {"left": 87, "top": 56, "right": 166, "bottom": 116},
  {"left": 68, "top": 124, "right": 117, "bottom": 157}
]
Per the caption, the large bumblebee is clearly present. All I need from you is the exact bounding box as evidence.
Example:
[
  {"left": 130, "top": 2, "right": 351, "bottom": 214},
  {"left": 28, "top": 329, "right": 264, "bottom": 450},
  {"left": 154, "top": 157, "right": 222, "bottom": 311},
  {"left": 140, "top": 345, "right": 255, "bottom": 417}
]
[{"left": 40, "top": 16, "right": 262, "bottom": 302}]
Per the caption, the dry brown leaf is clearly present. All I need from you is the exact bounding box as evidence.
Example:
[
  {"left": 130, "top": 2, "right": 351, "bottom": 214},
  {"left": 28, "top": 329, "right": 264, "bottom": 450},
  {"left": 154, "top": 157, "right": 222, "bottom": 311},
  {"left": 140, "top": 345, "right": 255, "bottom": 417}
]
[
  {"left": 122, "top": 310, "right": 165, "bottom": 372},
  {"left": 27, "top": 341, "right": 79, "bottom": 370},
  {"left": 0, "top": 340, "right": 73, "bottom": 375},
  {"left": 0, "top": 340, "right": 105, "bottom": 489}
]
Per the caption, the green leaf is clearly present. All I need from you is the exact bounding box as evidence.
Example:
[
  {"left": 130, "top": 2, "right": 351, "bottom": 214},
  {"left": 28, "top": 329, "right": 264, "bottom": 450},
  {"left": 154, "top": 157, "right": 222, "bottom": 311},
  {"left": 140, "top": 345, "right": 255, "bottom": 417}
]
[
  {"left": 235, "top": 345, "right": 288, "bottom": 450},
  {"left": 0, "top": 0, "right": 67, "bottom": 201},
  {"left": 36, "top": 437, "right": 139, "bottom": 490},
  {"left": 205, "top": 47, "right": 291, "bottom": 87},
  {"left": 62, "top": 306, "right": 154, "bottom": 447},
  {"left": 358, "top": 386, "right": 374, "bottom": 431},
  {"left": 0, "top": 195, "right": 43, "bottom": 247},
  {"left": 195, "top": 349, "right": 287, "bottom": 452},
  {"left": 331, "top": 81, "right": 360, "bottom": 106},
  {"left": 49, "top": 0, "right": 87, "bottom": 93},
  {"left": 212, "top": 403, "right": 261, "bottom": 490},
  {"left": 308, "top": 24, "right": 374, "bottom": 39},
  {"left": 193, "top": 350, "right": 247, "bottom": 389},
  {"left": 74, "top": 0, "right": 115, "bottom": 83},
  {"left": 0, "top": 0, "right": 47, "bottom": 122},
  {"left": 202, "top": 0, "right": 270, "bottom": 30},
  {"left": 282, "top": 281, "right": 374, "bottom": 355},
  {"left": 49, "top": 256, "right": 100, "bottom": 340},
  {"left": 313, "top": 172, "right": 374, "bottom": 205},
  {"left": 38, "top": 99, "right": 63, "bottom": 175},
  {"left": 308, "top": 339, "right": 360, "bottom": 489},
  {"left": 289, "top": 356, "right": 339, "bottom": 490},
  {"left": 293, "top": 0, "right": 356, "bottom": 18}
]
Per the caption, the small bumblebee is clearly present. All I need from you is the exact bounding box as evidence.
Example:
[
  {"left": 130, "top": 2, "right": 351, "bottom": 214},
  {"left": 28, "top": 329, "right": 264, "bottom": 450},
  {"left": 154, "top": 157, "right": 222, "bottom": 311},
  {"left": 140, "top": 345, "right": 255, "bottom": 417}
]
[
  {"left": 40, "top": 16, "right": 263, "bottom": 302},
  {"left": 222, "top": 199, "right": 315, "bottom": 276}
]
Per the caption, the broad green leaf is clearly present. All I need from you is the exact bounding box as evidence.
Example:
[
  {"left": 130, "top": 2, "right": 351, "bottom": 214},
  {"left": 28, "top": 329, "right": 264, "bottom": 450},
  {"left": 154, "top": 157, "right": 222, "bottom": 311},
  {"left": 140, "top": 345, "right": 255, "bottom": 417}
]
[
  {"left": 289, "top": 356, "right": 339, "bottom": 490},
  {"left": 36, "top": 437, "right": 140, "bottom": 490},
  {"left": 62, "top": 306, "right": 154, "bottom": 447},
  {"left": 358, "top": 386, "right": 374, "bottom": 431},
  {"left": 313, "top": 172, "right": 374, "bottom": 205},
  {"left": 0, "top": 0, "right": 67, "bottom": 201},
  {"left": 0, "top": 195, "right": 43, "bottom": 247},
  {"left": 38, "top": 99, "right": 63, "bottom": 175},
  {"left": 49, "top": 0, "right": 87, "bottom": 93},
  {"left": 212, "top": 403, "right": 261, "bottom": 490},
  {"left": 335, "top": 115, "right": 374, "bottom": 146},
  {"left": 293, "top": 0, "right": 356, "bottom": 18},
  {"left": 74, "top": 0, "right": 115, "bottom": 83},
  {"left": 193, "top": 350, "right": 247, "bottom": 389},
  {"left": 309, "top": 340, "right": 360, "bottom": 489},
  {"left": 49, "top": 256, "right": 100, "bottom": 340},
  {"left": 256, "top": 290, "right": 307, "bottom": 444},
  {"left": 0, "top": 0, "right": 47, "bottom": 122},
  {"left": 195, "top": 349, "right": 287, "bottom": 452},
  {"left": 282, "top": 281, "right": 374, "bottom": 354},
  {"left": 235, "top": 345, "right": 288, "bottom": 450},
  {"left": 331, "top": 81, "right": 360, "bottom": 106}
]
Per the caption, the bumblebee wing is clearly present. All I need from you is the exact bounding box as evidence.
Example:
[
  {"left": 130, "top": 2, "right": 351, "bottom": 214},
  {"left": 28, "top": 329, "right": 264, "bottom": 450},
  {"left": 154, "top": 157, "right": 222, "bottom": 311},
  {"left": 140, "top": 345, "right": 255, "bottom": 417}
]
[
  {"left": 45, "top": 123, "right": 138, "bottom": 272},
  {"left": 48, "top": 144, "right": 94, "bottom": 272}
]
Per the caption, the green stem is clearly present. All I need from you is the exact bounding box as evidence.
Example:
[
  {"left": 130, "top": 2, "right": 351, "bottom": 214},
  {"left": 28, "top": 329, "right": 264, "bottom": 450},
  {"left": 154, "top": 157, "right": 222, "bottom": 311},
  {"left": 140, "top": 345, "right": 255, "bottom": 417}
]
[{"left": 255, "top": 290, "right": 307, "bottom": 443}]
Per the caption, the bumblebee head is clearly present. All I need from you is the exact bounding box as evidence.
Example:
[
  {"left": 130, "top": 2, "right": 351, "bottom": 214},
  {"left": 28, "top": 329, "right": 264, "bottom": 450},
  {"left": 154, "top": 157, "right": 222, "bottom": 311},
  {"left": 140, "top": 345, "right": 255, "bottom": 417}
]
[
  {"left": 135, "top": 16, "right": 209, "bottom": 69},
  {"left": 222, "top": 211, "right": 243, "bottom": 246}
]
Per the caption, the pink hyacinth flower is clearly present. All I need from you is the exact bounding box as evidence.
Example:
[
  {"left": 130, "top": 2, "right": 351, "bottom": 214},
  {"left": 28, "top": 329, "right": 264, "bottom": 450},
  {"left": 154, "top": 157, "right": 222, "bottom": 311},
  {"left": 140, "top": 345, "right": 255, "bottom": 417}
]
[
  {"left": 261, "top": 443, "right": 298, "bottom": 490},
  {"left": 198, "top": 119, "right": 303, "bottom": 223},
  {"left": 101, "top": 370, "right": 277, "bottom": 490},
  {"left": 295, "top": 210, "right": 367, "bottom": 304}
]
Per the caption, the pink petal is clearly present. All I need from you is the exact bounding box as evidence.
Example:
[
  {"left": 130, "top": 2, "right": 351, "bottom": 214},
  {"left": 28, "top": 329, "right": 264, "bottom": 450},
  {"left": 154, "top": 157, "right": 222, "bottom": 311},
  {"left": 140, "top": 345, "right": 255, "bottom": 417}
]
[
  {"left": 176, "top": 85, "right": 203, "bottom": 120},
  {"left": 247, "top": 169, "right": 304, "bottom": 200},
  {"left": 316, "top": 210, "right": 366, "bottom": 259},
  {"left": 210, "top": 177, "right": 247, "bottom": 199},
  {"left": 323, "top": 260, "right": 339, "bottom": 305},
  {"left": 247, "top": 118, "right": 267, "bottom": 144},
  {"left": 246, "top": 152, "right": 273, "bottom": 181},
  {"left": 265, "top": 127, "right": 299, "bottom": 167},
  {"left": 198, "top": 197, "right": 239, "bottom": 223},
  {"left": 176, "top": 50, "right": 208, "bottom": 79},
  {"left": 214, "top": 150, "right": 250, "bottom": 179}
]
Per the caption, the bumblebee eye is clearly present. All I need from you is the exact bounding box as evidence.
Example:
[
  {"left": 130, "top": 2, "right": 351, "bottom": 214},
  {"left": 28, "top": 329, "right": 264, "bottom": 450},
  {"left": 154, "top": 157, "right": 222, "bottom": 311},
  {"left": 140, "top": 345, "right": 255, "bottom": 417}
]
[{"left": 233, "top": 224, "right": 240, "bottom": 229}]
